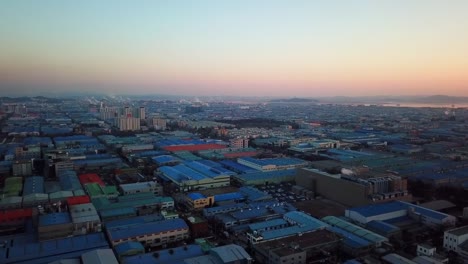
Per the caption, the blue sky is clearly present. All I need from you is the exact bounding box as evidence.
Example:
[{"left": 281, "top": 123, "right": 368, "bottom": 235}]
[{"left": 1, "top": 0, "right": 467, "bottom": 96}]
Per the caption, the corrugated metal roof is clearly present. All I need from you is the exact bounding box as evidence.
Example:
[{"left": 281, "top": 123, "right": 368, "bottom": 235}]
[
  {"left": 39, "top": 212, "right": 71, "bottom": 226},
  {"left": 114, "top": 241, "right": 145, "bottom": 255},
  {"left": 81, "top": 249, "right": 118, "bottom": 264},
  {"left": 188, "top": 192, "right": 205, "bottom": 200},
  {"left": 322, "top": 216, "right": 387, "bottom": 244},
  {"left": 107, "top": 218, "right": 188, "bottom": 241}
]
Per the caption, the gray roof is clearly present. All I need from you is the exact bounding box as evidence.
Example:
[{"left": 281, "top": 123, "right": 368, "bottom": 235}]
[
  {"left": 446, "top": 225, "right": 468, "bottom": 236},
  {"left": 210, "top": 244, "right": 252, "bottom": 263},
  {"left": 419, "top": 200, "right": 456, "bottom": 211},
  {"left": 81, "top": 249, "right": 118, "bottom": 264}
]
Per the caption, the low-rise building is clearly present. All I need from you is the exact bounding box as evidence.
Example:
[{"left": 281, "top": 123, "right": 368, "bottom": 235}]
[
  {"left": 444, "top": 225, "right": 468, "bottom": 253},
  {"left": 253, "top": 230, "right": 340, "bottom": 264},
  {"left": 119, "top": 181, "right": 163, "bottom": 196},
  {"left": 346, "top": 201, "right": 456, "bottom": 228},
  {"left": 238, "top": 157, "right": 308, "bottom": 172},
  {"left": 69, "top": 203, "right": 101, "bottom": 235},
  {"left": 106, "top": 218, "right": 190, "bottom": 247},
  {"left": 38, "top": 212, "right": 74, "bottom": 241}
]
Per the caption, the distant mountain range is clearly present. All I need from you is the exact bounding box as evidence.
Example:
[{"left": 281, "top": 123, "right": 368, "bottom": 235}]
[
  {"left": 1, "top": 95, "right": 468, "bottom": 105},
  {"left": 316, "top": 95, "right": 468, "bottom": 104},
  {"left": 269, "top": 98, "right": 319, "bottom": 103}
]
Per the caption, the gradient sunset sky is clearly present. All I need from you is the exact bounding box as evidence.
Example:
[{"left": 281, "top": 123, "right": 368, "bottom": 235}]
[{"left": 1, "top": 0, "right": 467, "bottom": 97}]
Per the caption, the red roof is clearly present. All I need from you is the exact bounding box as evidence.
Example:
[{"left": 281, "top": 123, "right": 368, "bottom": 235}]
[
  {"left": 163, "top": 144, "right": 226, "bottom": 152},
  {"left": 0, "top": 208, "right": 33, "bottom": 222},
  {"left": 79, "top": 173, "right": 105, "bottom": 187},
  {"left": 67, "top": 195, "right": 91, "bottom": 206},
  {"left": 223, "top": 151, "right": 258, "bottom": 159}
]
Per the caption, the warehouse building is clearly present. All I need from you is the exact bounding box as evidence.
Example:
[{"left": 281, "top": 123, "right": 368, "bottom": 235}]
[
  {"left": 106, "top": 218, "right": 189, "bottom": 247},
  {"left": 69, "top": 203, "right": 101, "bottom": 235},
  {"left": 238, "top": 157, "right": 308, "bottom": 172},
  {"left": 0, "top": 232, "right": 109, "bottom": 264},
  {"left": 444, "top": 225, "right": 468, "bottom": 253},
  {"left": 158, "top": 161, "right": 232, "bottom": 191},
  {"left": 233, "top": 169, "right": 298, "bottom": 186},
  {"left": 321, "top": 216, "right": 388, "bottom": 247},
  {"left": 253, "top": 229, "right": 341, "bottom": 264},
  {"left": 119, "top": 181, "right": 163, "bottom": 196},
  {"left": 247, "top": 211, "right": 328, "bottom": 244},
  {"left": 345, "top": 201, "right": 457, "bottom": 228},
  {"left": 123, "top": 244, "right": 252, "bottom": 264},
  {"left": 38, "top": 212, "right": 74, "bottom": 241}
]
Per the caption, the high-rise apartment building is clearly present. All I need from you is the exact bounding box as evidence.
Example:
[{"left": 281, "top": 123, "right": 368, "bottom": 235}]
[
  {"left": 115, "top": 117, "right": 141, "bottom": 131},
  {"left": 230, "top": 138, "right": 249, "bottom": 148}
]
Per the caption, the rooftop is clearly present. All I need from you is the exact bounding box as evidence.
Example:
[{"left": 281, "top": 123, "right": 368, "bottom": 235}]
[
  {"left": 39, "top": 212, "right": 71, "bottom": 226},
  {"left": 446, "top": 225, "right": 468, "bottom": 236},
  {"left": 107, "top": 218, "right": 188, "bottom": 241}
]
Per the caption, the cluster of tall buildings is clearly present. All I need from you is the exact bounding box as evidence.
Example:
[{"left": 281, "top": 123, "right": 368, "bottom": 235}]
[{"left": 99, "top": 106, "right": 145, "bottom": 131}]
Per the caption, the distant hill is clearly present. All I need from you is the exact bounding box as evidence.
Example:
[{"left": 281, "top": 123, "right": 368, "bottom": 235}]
[
  {"left": 318, "top": 95, "right": 468, "bottom": 104},
  {"left": 269, "top": 98, "right": 319, "bottom": 103},
  {"left": 412, "top": 95, "right": 468, "bottom": 104}
]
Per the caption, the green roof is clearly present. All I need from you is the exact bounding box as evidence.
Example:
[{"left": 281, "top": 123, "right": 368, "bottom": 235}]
[
  {"left": 3, "top": 177, "right": 23, "bottom": 197},
  {"left": 102, "top": 185, "right": 118, "bottom": 195},
  {"left": 321, "top": 216, "right": 388, "bottom": 244},
  {"left": 173, "top": 151, "right": 202, "bottom": 161},
  {"left": 85, "top": 183, "right": 104, "bottom": 197}
]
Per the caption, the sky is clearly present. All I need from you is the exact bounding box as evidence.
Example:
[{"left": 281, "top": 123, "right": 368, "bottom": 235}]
[{"left": 0, "top": 0, "right": 467, "bottom": 97}]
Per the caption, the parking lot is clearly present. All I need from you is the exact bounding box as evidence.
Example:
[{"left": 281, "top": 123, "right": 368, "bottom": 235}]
[{"left": 257, "top": 182, "right": 309, "bottom": 204}]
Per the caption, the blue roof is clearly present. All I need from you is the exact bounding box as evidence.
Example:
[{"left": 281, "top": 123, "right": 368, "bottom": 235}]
[
  {"left": 203, "top": 200, "right": 293, "bottom": 217},
  {"left": 162, "top": 164, "right": 208, "bottom": 181},
  {"left": 230, "top": 207, "right": 270, "bottom": 220},
  {"left": 0, "top": 232, "right": 109, "bottom": 264},
  {"left": 214, "top": 192, "right": 244, "bottom": 202},
  {"left": 58, "top": 171, "right": 83, "bottom": 191},
  {"left": 23, "top": 176, "right": 45, "bottom": 195},
  {"left": 248, "top": 218, "right": 287, "bottom": 231},
  {"left": 237, "top": 169, "right": 297, "bottom": 181},
  {"left": 239, "top": 186, "right": 271, "bottom": 201},
  {"left": 348, "top": 201, "right": 407, "bottom": 217},
  {"left": 399, "top": 201, "right": 451, "bottom": 221},
  {"left": 114, "top": 241, "right": 145, "bottom": 255},
  {"left": 135, "top": 150, "right": 168, "bottom": 157},
  {"left": 39, "top": 212, "right": 71, "bottom": 226},
  {"left": 188, "top": 192, "right": 206, "bottom": 200},
  {"left": 343, "top": 260, "right": 363, "bottom": 264},
  {"left": 85, "top": 153, "right": 114, "bottom": 160},
  {"left": 349, "top": 201, "right": 452, "bottom": 222},
  {"left": 197, "top": 159, "right": 221, "bottom": 167},
  {"left": 219, "top": 160, "right": 259, "bottom": 173},
  {"left": 185, "top": 161, "right": 219, "bottom": 177},
  {"left": 23, "top": 137, "right": 53, "bottom": 146},
  {"left": 366, "top": 220, "right": 400, "bottom": 234},
  {"left": 284, "top": 211, "right": 328, "bottom": 228},
  {"left": 152, "top": 155, "right": 180, "bottom": 164},
  {"left": 54, "top": 135, "right": 97, "bottom": 142},
  {"left": 100, "top": 207, "right": 136, "bottom": 219},
  {"left": 73, "top": 158, "right": 122, "bottom": 167},
  {"left": 239, "top": 157, "right": 307, "bottom": 166},
  {"left": 105, "top": 214, "right": 165, "bottom": 229},
  {"left": 107, "top": 218, "right": 188, "bottom": 241},
  {"left": 122, "top": 244, "right": 204, "bottom": 264},
  {"left": 327, "top": 226, "right": 372, "bottom": 248}
]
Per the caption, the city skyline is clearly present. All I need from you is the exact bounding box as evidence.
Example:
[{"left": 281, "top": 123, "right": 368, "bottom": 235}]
[{"left": 1, "top": 0, "right": 468, "bottom": 97}]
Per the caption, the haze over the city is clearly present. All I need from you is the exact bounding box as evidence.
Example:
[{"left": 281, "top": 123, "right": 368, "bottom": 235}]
[{"left": 1, "top": 0, "right": 468, "bottom": 97}]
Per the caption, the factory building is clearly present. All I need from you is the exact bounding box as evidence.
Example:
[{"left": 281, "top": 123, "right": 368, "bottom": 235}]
[
  {"left": 158, "top": 161, "right": 233, "bottom": 191},
  {"left": 345, "top": 201, "right": 457, "bottom": 228},
  {"left": 106, "top": 218, "right": 189, "bottom": 247},
  {"left": 119, "top": 181, "right": 163, "bottom": 196},
  {"left": 238, "top": 157, "right": 308, "bottom": 172}
]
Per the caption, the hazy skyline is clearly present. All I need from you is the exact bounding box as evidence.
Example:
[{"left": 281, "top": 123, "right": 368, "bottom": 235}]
[{"left": 1, "top": 0, "right": 468, "bottom": 97}]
